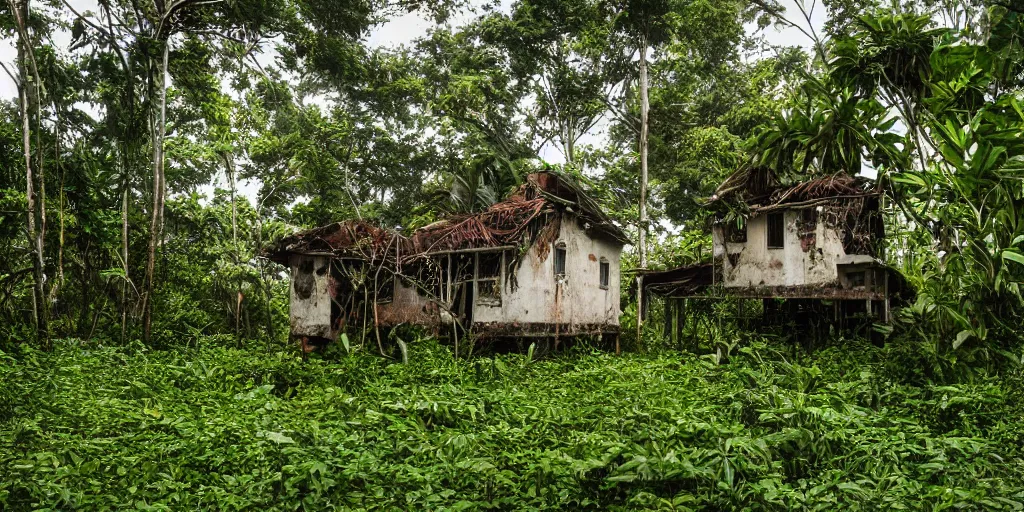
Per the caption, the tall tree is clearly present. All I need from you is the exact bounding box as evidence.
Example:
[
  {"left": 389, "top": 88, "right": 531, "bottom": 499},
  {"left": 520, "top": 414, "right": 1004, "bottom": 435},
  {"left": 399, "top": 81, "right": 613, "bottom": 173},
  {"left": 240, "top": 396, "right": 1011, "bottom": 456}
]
[
  {"left": 607, "top": 0, "right": 676, "bottom": 273},
  {"left": 6, "top": 0, "right": 48, "bottom": 345},
  {"left": 473, "top": 0, "right": 623, "bottom": 166}
]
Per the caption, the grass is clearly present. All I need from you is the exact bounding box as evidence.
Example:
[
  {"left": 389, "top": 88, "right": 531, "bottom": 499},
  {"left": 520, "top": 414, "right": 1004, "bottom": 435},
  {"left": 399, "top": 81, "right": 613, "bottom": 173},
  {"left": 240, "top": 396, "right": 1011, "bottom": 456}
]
[{"left": 1, "top": 337, "right": 1023, "bottom": 510}]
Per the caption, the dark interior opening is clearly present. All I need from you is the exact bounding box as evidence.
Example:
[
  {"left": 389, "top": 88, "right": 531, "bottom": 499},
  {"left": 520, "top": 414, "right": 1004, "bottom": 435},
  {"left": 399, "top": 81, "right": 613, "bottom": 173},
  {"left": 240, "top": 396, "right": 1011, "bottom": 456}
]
[
  {"left": 554, "top": 244, "right": 567, "bottom": 277},
  {"left": 725, "top": 219, "right": 747, "bottom": 243},
  {"left": 478, "top": 252, "right": 502, "bottom": 279},
  {"left": 600, "top": 259, "right": 610, "bottom": 288},
  {"left": 767, "top": 213, "right": 785, "bottom": 249}
]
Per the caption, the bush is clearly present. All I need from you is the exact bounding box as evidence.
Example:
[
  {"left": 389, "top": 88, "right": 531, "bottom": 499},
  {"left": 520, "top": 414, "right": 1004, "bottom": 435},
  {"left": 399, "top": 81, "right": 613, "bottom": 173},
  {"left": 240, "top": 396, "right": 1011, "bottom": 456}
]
[{"left": 1, "top": 337, "right": 1022, "bottom": 510}]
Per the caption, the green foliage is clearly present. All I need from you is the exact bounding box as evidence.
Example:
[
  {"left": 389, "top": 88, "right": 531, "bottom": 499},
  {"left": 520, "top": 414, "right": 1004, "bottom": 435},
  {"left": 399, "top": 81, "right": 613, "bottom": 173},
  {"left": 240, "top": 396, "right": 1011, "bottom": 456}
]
[
  {"left": 2, "top": 338, "right": 1022, "bottom": 510},
  {"left": 737, "top": 3, "right": 1024, "bottom": 357}
]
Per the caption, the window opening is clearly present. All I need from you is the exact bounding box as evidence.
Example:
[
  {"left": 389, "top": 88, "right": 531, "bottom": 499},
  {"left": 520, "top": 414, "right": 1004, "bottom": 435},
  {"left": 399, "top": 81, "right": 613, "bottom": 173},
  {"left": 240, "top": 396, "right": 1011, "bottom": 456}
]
[
  {"left": 476, "top": 252, "right": 502, "bottom": 306},
  {"left": 454, "top": 253, "right": 474, "bottom": 283},
  {"left": 766, "top": 212, "right": 785, "bottom": 249},
  {"left": 848, "top": 271, "right": 866, "bottom": 288},
  {"left": 726, "top": 219, "right": 747, "bottom": 243},
  {"left": 478, "top": 252, "right": 501, "bottom": 279},
  {"left": 599, "top": 258, "right": 610, "bottom": 289},
  {"left": 801, "top": 208, "right": 818, "bottom": 228},
  {"left": 553, "top": 243, "right": 567, "bottom": 278}
]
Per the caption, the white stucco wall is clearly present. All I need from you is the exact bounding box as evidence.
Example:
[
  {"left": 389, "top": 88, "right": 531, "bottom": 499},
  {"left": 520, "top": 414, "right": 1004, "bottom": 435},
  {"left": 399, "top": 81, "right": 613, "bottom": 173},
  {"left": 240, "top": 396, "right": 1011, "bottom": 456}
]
[
  {"left": 473, "top": 215, "right": 622, "bottom": 327},
  {"left": 714, "top": 210, "right": 847, "bottom": 288},
  {"left": 289, "top": 255, "right": 332, "bottom": 337},
  {"left": 286, "top": 214, "right": 623, "bottom": 338}
]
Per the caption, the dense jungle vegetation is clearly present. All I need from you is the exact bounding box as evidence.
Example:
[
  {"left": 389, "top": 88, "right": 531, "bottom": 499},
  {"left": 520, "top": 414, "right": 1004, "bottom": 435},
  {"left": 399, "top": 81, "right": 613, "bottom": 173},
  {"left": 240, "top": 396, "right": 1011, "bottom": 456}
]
[{"left": 2, "top": 0, "right": 1024, "bottom": 509}]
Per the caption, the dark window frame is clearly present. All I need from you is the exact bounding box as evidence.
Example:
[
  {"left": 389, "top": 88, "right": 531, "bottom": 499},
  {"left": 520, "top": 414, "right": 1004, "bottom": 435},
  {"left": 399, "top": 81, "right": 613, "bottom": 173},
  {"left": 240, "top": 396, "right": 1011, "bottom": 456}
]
[
  {"left": 801, "top": 208, "right": 818, "bottom": 228},
  {"left": 553, "top": 243, "right": 567, "bottom": 278},
  {"left": 599, "top": 258, "right": 610, "bottom": 289},
  {"left": 725, "top": 219, "right": 747, "bottom": 243},
  {"left": 475, "top": 251, "right": 503, "bottom": 307},
  {"left": 847, "top": 270, "right": 866, "bottom": 288},
  {"left": 766, "top": 212, "right": 785, "bottom": 249}
]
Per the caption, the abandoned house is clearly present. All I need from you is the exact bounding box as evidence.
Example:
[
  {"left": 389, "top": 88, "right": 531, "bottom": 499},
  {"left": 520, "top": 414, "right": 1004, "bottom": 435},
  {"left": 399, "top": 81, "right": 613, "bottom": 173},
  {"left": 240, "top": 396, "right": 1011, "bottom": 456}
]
[
  {"left": 642, "top": 170, "right": 913, "bottom": 337},
  {"left": 265, "top": 171, "right": 629, "bottom": 351}
]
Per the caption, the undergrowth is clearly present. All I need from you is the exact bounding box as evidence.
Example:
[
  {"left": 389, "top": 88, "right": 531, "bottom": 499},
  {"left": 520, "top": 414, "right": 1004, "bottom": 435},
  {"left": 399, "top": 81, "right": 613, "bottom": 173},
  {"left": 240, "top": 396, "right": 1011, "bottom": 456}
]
[{"left": 1, "top": 337, "right": 1022, "bottom": 510}]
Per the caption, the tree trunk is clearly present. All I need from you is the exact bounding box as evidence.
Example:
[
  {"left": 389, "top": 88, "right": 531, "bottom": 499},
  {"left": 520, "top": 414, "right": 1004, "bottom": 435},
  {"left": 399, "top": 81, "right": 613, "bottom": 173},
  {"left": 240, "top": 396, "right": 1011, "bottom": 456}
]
[
  {"left": 638, "top": 36, "right": 649, "bottom": 271},
  {"left": 121, "top": 157, "right": 130, "bottom": 344},
  {"left": 142, "top": 41, "right": 170, "bottom": 345},
  {"left": 13, "top": 0, "right": 47, "bottom": 346},
  {"left": 223, "top": 152, "right": 241, "bottom": 339},
  {"left": 636, "top": 35, "right": 650, "bottom": 349}
]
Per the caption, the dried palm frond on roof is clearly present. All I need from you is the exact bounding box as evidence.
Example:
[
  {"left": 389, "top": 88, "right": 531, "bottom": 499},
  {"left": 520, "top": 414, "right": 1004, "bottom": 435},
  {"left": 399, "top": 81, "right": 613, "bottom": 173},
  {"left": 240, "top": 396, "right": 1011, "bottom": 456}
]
[
  {"left": 711, "top": 169, "right": 877, "bottom": 213},
  {"left": 753, "top": 173, "right": 874, "bottom": 213},
  {"left": 264, "top": 171, "right": 628, "bottom": 266},
  {"left": 410, "top": 198, "right": 550, "bottom": 254},
  {"left": 264, "top": 220, "right": 412, "bottom": 265}
]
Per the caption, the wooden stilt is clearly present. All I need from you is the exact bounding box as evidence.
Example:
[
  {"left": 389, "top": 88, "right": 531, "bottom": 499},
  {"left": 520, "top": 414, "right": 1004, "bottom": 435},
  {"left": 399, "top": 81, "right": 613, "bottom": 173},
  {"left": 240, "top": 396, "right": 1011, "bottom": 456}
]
[
  {"left": 677, "top": 299, "right": 685, "bottom": 351},
  {"left": 664, "top": 298, "right": 673, "bottom": 346}
]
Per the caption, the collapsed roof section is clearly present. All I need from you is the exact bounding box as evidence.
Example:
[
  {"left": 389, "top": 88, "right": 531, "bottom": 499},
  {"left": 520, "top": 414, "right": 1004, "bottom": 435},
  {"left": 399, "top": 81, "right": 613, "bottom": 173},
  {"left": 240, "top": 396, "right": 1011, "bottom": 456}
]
[
  {"left": 710, "top": 169, "right": 879, "bottom": 214},
  {"left": 264, "top": 171, "right": 629, "bottom": 265}
]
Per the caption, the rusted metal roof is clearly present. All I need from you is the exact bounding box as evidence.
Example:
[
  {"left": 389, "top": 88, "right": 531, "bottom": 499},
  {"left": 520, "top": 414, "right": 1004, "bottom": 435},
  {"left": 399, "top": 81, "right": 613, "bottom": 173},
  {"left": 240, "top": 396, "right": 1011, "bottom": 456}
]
[
  {"left": 638, "top": 263, "right": 717, "bottom": 297},
  {"left": 265, "top": 171, "right": 628, "bottom": 265}
]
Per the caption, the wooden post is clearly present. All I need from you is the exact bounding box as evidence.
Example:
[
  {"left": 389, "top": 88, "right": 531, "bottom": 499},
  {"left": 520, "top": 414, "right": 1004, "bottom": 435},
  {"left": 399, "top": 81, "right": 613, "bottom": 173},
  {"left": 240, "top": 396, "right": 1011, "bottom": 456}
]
[
  {"left": 554, "top": 281, "right": 561, "bottom": 351},
  {"left": 676, "top": 299, "right": 684, "bottom": 351},
  {"left": 664, "top": 298, "right": 673, "bottom": 345},
  {"left": 636, "top": 274, "right": 644, "bottom": 351},
  {"left": 883, "top": 273, "right": 891, "bottom": 323}
]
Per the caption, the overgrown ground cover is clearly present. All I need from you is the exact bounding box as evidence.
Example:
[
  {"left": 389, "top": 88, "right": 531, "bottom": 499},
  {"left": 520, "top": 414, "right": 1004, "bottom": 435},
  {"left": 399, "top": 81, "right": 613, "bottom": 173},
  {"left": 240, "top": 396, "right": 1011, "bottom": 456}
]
[{"left": 2, "top": 338, "right": 1023, "bottom": 510}]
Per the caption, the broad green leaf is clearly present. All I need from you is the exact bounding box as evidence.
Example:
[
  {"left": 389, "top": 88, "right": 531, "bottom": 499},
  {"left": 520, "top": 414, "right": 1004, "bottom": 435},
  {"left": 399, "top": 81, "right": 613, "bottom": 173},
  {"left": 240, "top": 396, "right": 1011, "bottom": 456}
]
[
  {"left": 264, "top": 432, "right": 295, "bottom": 445},
  {"left": 953, "top": 330, "right": 972, "bottom": 349},
  {"left": 1002, "top": 250, "right": 1024, "bottom": 267}
]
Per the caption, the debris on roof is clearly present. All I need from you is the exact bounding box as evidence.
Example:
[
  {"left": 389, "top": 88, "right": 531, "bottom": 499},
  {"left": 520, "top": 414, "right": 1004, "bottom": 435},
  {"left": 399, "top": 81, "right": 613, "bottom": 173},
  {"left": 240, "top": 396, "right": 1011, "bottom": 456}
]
[
  {"left": 711, "top": 170, "right": 878, "bottom": 213},
  {"left": 264, "top": 171, "right": 628, "bottom": 265}
]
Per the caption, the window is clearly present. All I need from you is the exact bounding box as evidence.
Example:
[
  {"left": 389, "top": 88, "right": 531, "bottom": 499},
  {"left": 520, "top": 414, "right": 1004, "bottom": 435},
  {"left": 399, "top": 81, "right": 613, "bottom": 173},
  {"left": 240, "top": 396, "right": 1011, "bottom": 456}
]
[
  {"left": 477, "top": 280, "right": 500, "bottom": 305},
  {"left": 477, "top": 252, "right": 501, "bottom": 280},
  {"left": 454, "top": 253, "right": 474, "bottom": 283},
  {"left": 847, "top": 271, "right": 866, "bottom": 288},
  {"left": 798, "top": 209, "right": 818, "bottom": 244},
  {"left": 599, "top": 258, "right": 610, "bottom": 289},
  {"left": 801, "top": 208, "right": 818, "bottom": 228},
  {"left": 766, "top": 212, "right": 785, "bottom": 249},
  {"left": 553, "top": 243, "right": 567, "bottom": 278},
  {"left": 476, "top": 252, "right": 502, "bottom": 306},
  {"left": 725, "top": 219, "right": 747, "bottom": 243}
]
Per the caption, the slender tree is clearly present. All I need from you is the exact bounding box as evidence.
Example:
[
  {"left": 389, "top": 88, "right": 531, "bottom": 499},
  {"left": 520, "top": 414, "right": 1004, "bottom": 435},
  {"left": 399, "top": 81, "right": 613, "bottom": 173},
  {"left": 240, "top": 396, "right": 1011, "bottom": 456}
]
[{"left": 8, "top": 0, "right": 48, "bottom": 345}]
